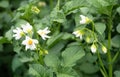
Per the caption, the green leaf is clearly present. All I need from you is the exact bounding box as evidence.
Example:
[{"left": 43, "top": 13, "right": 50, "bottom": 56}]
[
  {"left": 18, "top": 52, "right": 35, "bottom": 63},
  {"left": 44, "top": 53, "right": 60, "bottom": 67},
  {"left": 0, "top": 1, "right": 9, "bottom": 8},
  {"left": 87, "top": 0, "right": 109, "bottom": 8},
  {"left": 62, "top": 0, "right": 86, "bottom": 15},
  {"left": 57, "top": 73, "right": 74, "bottom": 77},
  {"left": 117, "top": 7, "right": 120, "bottom": 15},
  {"left": 13, "top": 42, "right": 22, "bottom": 54},
  {"left": 12, "top": 12, "right": 22, "bottom": 22},
  {"left": 62, "top": 45, "right": 85, "bottom": 67},
  {"left": 62, "top": 33, "right": 74, "bottom": 40},
  {"left": 0, "top": 37, "right": 9, "bottom": 44},
  {"left": 5, "top": 26, "right": 14, "bottom": 41},
  {"left": 28, "top": 64, "right": 53, "bottom": 77},
  {"left": 116, "top": 23, "right": 120, "bottom": 33},
  {"left": 87, "top": 0, "right": 109, "bottom": 7},
  {"left": 112, "top": 35, "right": 120, "bottom": 48},
  {"left": 50, "top": 10, "right": 66, "bottom": 23},
  {"left": 95, "top": 22, "right": 106, "bottom": 34},
  {"left": 80, "top": 7, "right": 89, "bottom": 15},
  {"left": 29, "top": 64, "right": 43, "bottom": 77},
  {"left": 47, "top": 33, "right": 63, "bottom": 48},
  {"left": 86, "top": 53, "right": 97, "bottom": 63},
  {"left": 79, "top": 62, "right": 99, "bottom": 74},
  {"left": 34, "top": 15, "right": 51, "bottom": 30},
  {"left": 57, "top": 67, "right": 79, "bottom": 77},
  {"left": 114, "top": 70, "right": 120, "bottom": 77},
  {"left": 12, "top": 55, "right": 23, "bottom": 72},
  {"left": 49, "top": 41, "right": 66, "bottom": 54},
  {"left": 86, "top": 0, "right": 111, "bottom": 15},
  {"left": 107, "top": 0, "right": 118, "bottom": 5},
  {"left": 15, "top": 19, "right": 28, "bottom": 27},
  {"left": 0, "top": 44, "right": 3, "bottom": 52},
  {"left": 50, "top": 0, "right": 66, "bottom": 23}
]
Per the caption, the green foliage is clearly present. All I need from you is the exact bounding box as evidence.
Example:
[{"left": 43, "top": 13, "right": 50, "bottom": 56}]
[
  {"left": 62, "top": 45, "right": 85, "bottom": 67},
  {"left": 12, "top": 55, "right": 23, "bottom": 72},
  {"left": 0, "top": 37, "right": 9, "bottom": 44},
  {"left": 0, "top": 1, "right": 9, "bottom": 8},
  {"left": 44, "top": 53, "right": 60, "bottom": 67},
  {"left": 0, "top": 0, "right": 120, "bottom": 77},
  {"left": 116, "top": 23, "right": 120, "bottom": 33},
  {"left": 95, "top": 23, "right": 106, "bottom": 35},
  {"left": 114, "top": 70, "right": 120, "bottom": 77},
  {"left": 28, "top": 64, "right": 53, "bottom": 77},
  {"left": 62, "top": 0, "right": 86, "bottom": 15},
  {"left": 112, "top": 35, "right": 120, "bottom": 48}
]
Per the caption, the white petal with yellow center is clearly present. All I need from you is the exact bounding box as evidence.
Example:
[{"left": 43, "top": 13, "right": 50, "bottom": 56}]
[
  {"left": 80, "top": 15, "right": 91, "bottom": 24},
  {"left": 22, "top": 23, "right": 33, "bottom": 33},
  {"left": 13, "top": 27, "right": 24, "bottom": 40},
  {"left": 37, "top": 27, "right": 51, "bottom": 40},
  {"left": 73, "top": 30, "right": 83, "bottom": 40},
  {"left": 22, "top": 36, "right": 38, "bottom": 50}
]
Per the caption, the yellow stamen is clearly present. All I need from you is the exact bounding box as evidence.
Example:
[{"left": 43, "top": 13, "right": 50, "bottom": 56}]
[
  {"left": 28, "top": 39, "right": 33, "bottom": 45},
  {"left": 27, "top": 29, "right": 31, "bottom": 33},
  {"left": 20, "top": 32, "right": 24, "bottom": 36},
  {"left": 39, "top": 31, "right": 45, "bottom": 35}
]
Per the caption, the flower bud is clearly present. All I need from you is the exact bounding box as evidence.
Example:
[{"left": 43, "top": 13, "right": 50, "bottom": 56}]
[
  {"left": 102, "top": 46, "right": 107, "bottom": 53},
  {"left": 86, "top": 36, "right": 90, "bottom": 43},
  {"left": 31, "top": 6, "right": 40, "bottom": 14},
  {"left": 44, "top": 50, "right": 48, "bottom": 54},
  {"left": 91, "top": 44, "right": 97, "bottom": 53},
  {"left": 38, "top": 1, "right": 46, "bottom": 7}
]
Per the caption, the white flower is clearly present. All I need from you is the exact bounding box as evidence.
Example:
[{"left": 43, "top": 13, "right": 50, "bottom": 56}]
[
  {"left": 22, "top": 36, "right": 38, "bottom": 50},
  {"left": 37, "top": 27, "right": 51, "bottom": 40},
  {"left": 73, "top": 30, "right": 83, "bottom": 40},
  {"left": 91, "top": 44, "right": 97, "bottom": 53},
  {"left": 80, "top": 15, "right": 91, "bottom": 24},
  {"left": 21, "top": 23, "right": 33, "bottom": 33},
  {"left": 13, "top": 27, "right": 24, "bottom": 40},
  {"left": 102, "top": 46, "right": 107, "bottom": 53}
]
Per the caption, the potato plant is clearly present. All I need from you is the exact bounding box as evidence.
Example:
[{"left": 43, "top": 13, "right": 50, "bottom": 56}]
[{"left": 0, "top": 0, "right": 120, "bottom": 77}]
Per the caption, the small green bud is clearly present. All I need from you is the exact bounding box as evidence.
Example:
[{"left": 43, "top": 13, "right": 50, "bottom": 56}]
[
  {"left": 31, "top": 6, "right": 40, "bottom": 14},
  {"left": 86, "top": 36, "right": 90, "bottom": 43},
  {"left": 102, "top": 46, "right": 107, "bottom": 53}
]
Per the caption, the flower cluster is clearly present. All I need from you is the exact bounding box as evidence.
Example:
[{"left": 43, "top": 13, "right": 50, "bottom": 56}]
[
  {"left": 13, "top": 22, "right": 51, "bottom": 51},
  {"left": 31, "top": 6, "right": 40, "bottom": 14},
  {"left": 73, "top": 15, "right": 107, "bottom": 54},
  {"left": 90, "top": 43, "right": 107, "bottom": 54}
]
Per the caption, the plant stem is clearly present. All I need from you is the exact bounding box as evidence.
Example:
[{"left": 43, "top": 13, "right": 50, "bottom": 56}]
[
  {"left": 91, "top": 21, "right": 108, "bottom": 76},
  {"left": 112, "top": 51, "right": 120, "bottom": 63},
  {"left": 107, "top": 17, "right": 113, "bottom": 77},
  {"left": 50, "top": 0, "right": 53, "bottom": 10},
  {"left": 100, "top": 68, "right": 107, "bottom": 77},
  {"left": 57, "top": 0, "right": 60, "bottom": 10},
  {"left": 97, "top": 51, "right": 108, "bottom": 77},
  {"left": 91, "top": 21, "right": 96, "bottom": 41}
]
